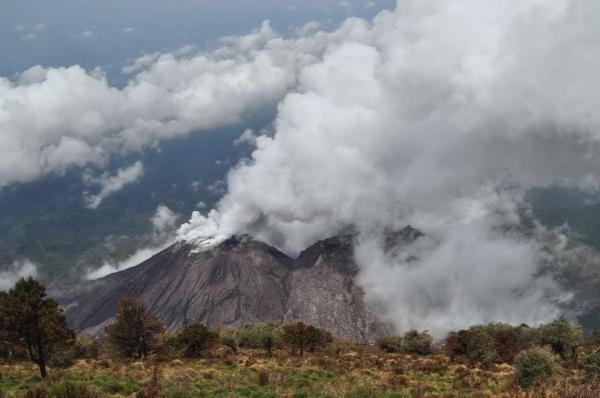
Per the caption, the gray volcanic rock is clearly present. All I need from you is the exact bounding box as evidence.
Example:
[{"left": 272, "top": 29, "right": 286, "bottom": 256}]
[
  {"left": 61, "top": 227, "right": 423, "bottom": 341},
  {"left": 62, "top": 235, "right": 292, "bottom": 332},
  {"left": 284, "top": 235, "right": 392, "bottom": 340}
]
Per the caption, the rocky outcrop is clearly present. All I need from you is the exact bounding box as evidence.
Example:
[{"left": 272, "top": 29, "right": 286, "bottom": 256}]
[{"left": 60, "top": 227, "right": 422, "bottom": 341}]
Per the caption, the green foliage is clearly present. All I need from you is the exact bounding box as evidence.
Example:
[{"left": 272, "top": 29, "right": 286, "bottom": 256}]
[
  {"left": 377, "top": 336, "right": 403, "bottom": 353},
  {"left": 582, "top": 348, "right": 600, "bottom": 384},
  {"left": 175, "top": 323, "right": 217, "bottom": 358},
  {"left": 534, "top": 317, "right": 583, "bottom": 361},
  {"left": 219, "top": 327, "right": 239, "bottom": 354},
  {"left": 0, "top": 277, "right": 74, "bottom": 378},
  {"left": 238, "top": 322, "right": 278, "bottom": 356},
  {"left": 514, "top": 346, "right": 560, "bottom": 389},
  {"left": 446, "top": 323, "right": 532, "bottom": 365},
  {"left": 466, "top": 327, "right": 498, "bottom": 367},
  {"left": 403, "top": 330, "right": 432, "bottom": 355},
  {"left": 105, "top": 296, "right": 165, "bottom": 359}
]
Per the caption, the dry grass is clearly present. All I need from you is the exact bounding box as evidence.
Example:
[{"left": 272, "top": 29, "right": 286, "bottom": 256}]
[{"left": 0, "top": 343, "right": 598, "bottom": 397}]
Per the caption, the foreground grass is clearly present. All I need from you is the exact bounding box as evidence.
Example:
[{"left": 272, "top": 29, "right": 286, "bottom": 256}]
[{"left": 0, "top": 344, "right": 596, "bottom": 397}]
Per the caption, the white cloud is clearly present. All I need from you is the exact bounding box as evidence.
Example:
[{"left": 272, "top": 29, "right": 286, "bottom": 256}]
[
  {"left": 123, "top": 27, "right": 135, "bottom": 33},
  {"left": 0, "top": 21, "right": 315, "bottom": 188},
  {"left": 84, "top": 161, "right": 144, "bottom": 209},
  {"left": 0, "top": 260, "right": 38, "bottom": 291},
  {"left": 77, "top": 29, "right": 95, "bottom": 39},
  {"left": 86, "top": 246, "right": 163, "bottom": 280},
  {"left": 86, "top": 205, "right": 178, "bottom": 279},
  {"left": 233, "top": 129, "right": 258, "bottom": 146},
  {"left": 178, "top": 0, "right": 600, "bottom": 335},
  {"left": 152, "top": 205, "right": 179, "bottom": 234}
]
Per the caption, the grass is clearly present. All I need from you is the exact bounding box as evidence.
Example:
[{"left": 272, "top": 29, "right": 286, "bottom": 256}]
[{"left": 0, "top": 344, "right": 596, "bottom": 398}]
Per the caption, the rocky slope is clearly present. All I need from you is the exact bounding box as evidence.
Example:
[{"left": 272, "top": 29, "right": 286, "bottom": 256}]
[{"left": 60, "top": 227, "right": 423, "bottom": 341}]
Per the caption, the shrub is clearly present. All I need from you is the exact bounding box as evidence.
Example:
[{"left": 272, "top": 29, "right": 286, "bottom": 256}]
[
  {"left": 403, "top": 330, "right": 432, "bottom": 355},
  {"left": 219, "top": 327, "right": 239, "bottom": 354},
  {"left": 513, "top": 346, "right": 560, "bottom": 388},
  {"left": 445, "top": 329, "right": 474, "bottom": 361},
  {"left": 466, "top": 327, "right": 498, "bottom": 367},
  {"left": 534, "top": 317, "right": 583, "bottom": 361},
  {"left": 238, "top": 322, "right": 278, "bottom": 356},
  {"left": 105, "top": 296, "right": 165, "bottom": 359},
  {"left": 582, "top": 348, "right": 600, "bottom": 384},
  {"left": 377, "top": 336, "right": 403, "bottom": 353},
  {"left": 175, "top": 323, "right": 217, "bottom": 358}
]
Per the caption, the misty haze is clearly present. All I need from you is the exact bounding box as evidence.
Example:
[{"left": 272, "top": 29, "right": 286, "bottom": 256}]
[{"left": 1, "top": 0, "right": 600, "bottom": 396}]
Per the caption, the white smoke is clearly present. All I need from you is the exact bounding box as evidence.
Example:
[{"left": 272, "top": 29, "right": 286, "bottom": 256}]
[
  {"left": 0, "top": 259, "right": 39, "bottom": 291},
  {"left": 83, "top": 161, "right": 144, "bottom": 209},
  {"left": 86, "top": 205, "right": 179, "bottom": 279},
  {"left": 178, "top": 0, "right": 600, "bottom": 335}
]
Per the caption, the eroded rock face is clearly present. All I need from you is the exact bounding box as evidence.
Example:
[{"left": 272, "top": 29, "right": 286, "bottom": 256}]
[
  {"left": 285, "top": 235, "right": 392, "bottom": 340},
  {"left": 61, "top": 228, "right": 422, "bottom": 341}
]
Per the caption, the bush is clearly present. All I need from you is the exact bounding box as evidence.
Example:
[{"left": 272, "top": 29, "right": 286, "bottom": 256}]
[
  {"left": 446, "top": 323, "right": 532, "bottom": 365},
  {"left": 238, "top": 322, "right": 278, "bottom": 356},
  {"left": 514, "top": 347, "right": 560, "bottom": 388},
  {"left": 403, "top": 330, "right": 432, "bottom": 355},
  {"left": 582, "top": 348, "right": 600, "bottom": 384},
  {"left": 466, "top": 327, "right": 498, "bottom": 367},
  {"left": 445, "top": 329, "right": 474, "bottom": 361},
  {"left": 377, "top": 336, "right": 403, "bottom": 353},
  {"left": 219, "top": 327, "right": 239, "bottom": 354},
  {"left": 175, "top": 323, "right": 217, "bottom": 358},
  {"left": 534, "top": 317, "right": 583, "bottom": 361}
]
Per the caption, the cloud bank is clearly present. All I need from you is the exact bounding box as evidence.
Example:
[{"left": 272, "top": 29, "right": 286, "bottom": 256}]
[
  {"left": 178, "top": 0, "right": 600, "bottom": 335},
  {"left": 0, "top": 21, "right": 320, "bottom": 188}
]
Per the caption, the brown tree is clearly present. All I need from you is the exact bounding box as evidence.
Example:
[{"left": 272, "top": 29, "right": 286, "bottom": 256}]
[
  {"left": 280, "top": 322, "right": 330, "bottom": 356},
  {"left": 105, "top": 296, "right": 164, "bottom": 359},
  {"left": 0, "top": 277, "right": 73, "bottom": 378}
]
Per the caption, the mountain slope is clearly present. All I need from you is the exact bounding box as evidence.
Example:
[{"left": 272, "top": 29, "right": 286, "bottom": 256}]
[{"left": 60, "top": 228, "right": 422, "bottom": 340}]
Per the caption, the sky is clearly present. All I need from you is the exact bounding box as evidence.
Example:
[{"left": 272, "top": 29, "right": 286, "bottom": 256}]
[{"left": 0, "top": 0, "right": 393, "bottom": 84}]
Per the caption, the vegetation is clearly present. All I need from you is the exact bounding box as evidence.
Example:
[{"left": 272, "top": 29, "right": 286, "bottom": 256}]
[
  {"left": 513, "top": 346, "right": 561, "bottom": 388},
  {"left": 0, "top": 277, "right": 73, "bottom": 378},
  {"left": 105, "top": 297, "right": 164, "bottom": 359},
  {"left": 174, "top": 323, "right": 217, "bottom": 358},
  {"left": 1, "top": 280, "right": 600, "bottom": 397},
  {"left": 279, "top": 322, "right": 331, "bottom": 356}
]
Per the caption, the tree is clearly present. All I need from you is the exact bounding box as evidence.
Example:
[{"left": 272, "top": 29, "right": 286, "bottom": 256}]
[
  {"left": 176, "top": 323, "right": 217, "bottom": 358},
  {"left": 238, "top": 322, "right": 278, "bottom": 356},
  {"left": 466, "top": 327, "right": 498, "bottom": 367},
  {"left": 0, "top": 277, "right": 73, "bottom": 378},
  {"left": 280, "top": 322, "right": 330, "bottom": 356},
  {"left": 105, "top": 296, "right": 164, "bottom": 359},
  {"left": 534, "top": 317, "right": 583, "bottom": 361}
]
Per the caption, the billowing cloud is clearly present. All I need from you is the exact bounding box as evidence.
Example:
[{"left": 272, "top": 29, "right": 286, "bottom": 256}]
[
  {"left": 152, "top": 205, "right": 179, "bottom": 235},
  {"left": 84, "top": 161, "right": 144, "bottom": 209},
  {"left": 0, "top": 259, "right": 39, "bottom": 291},
  {"left": 0, "top": 21, "right": 323, "bottom": 188},
  {"left": 178, "top": 0, "right": 600, "bottom": 335}
]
